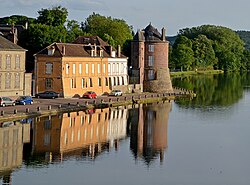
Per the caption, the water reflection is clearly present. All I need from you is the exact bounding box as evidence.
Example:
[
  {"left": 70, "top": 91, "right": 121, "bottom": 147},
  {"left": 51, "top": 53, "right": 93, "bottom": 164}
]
[
  {"left": 0, "top": 102, "right": 171, "bottom": 184},
  {"left": 128, "top": 103, "right": 171, "bottom": 166},
  {"left": 0, "top": 120, "right": 31, "bottom": 184},
  {"left": 172, "top": 72, "right": 250, "bottom": 108},
  {"left": 31, "top": 108, "right": 128, "bottom": 162}
]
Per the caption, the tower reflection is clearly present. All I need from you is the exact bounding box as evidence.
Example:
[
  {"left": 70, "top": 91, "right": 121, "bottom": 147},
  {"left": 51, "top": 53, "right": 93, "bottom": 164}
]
[{"left": 128, "top": 102, "right": 171, "bottom": 165}]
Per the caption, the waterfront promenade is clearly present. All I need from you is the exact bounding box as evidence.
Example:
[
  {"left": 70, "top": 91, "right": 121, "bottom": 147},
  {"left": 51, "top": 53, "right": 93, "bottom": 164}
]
[{"left": 0, "top": 89, "right": 194, "bottom": 122}]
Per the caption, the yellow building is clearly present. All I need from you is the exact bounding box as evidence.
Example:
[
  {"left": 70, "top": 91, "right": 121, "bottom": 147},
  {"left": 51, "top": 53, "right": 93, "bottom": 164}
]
[
  {"left": 34, "top": 38, "right": 122, "bottom": 97},
  {"left": 0, "top": 35, "right": 32, "bottom": 97}
]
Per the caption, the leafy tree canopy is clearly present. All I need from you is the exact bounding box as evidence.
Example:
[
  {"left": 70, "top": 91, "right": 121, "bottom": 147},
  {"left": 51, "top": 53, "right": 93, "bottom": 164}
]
[
  {"left": 170, "top": 25, "right": 248, "bottom": 71},
  {"left": 36, "top": 6, "right": 68, "bottom": 27},
  {"left": 82, "top": 13, "right": 133, "bottom": 50},
  {"left": 0, "top": 15, "right": 35, "bottom": 25}
]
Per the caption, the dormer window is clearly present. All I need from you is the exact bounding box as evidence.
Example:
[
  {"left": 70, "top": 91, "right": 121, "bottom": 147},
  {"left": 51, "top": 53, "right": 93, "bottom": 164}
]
[
  {"left": 100, "top": 49, "right": 103, "bottom": 57},
  {"left": 91, "top": 49, "right": 95, "bottom": 57},
  {"left": 48, "top": 46, "right": 55, "bottom": 56}
]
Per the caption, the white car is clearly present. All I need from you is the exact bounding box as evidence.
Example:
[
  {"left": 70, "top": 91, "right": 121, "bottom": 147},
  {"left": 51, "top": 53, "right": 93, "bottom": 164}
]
[{"left": 109, "top": 90, "right": 123, "bottom": 96}]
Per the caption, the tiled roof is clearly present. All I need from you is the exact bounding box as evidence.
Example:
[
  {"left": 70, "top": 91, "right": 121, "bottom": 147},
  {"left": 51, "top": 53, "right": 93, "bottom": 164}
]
[
  {"left": 134, "top": 23, "right": 163, "bottom": 41},
  {"left": 73, "top": 36, "right": 109, "bottom": 46},
  {"left": 35, "top": 36, "right": 127, "bottom": 58},
  {"left": 0, "top": 35, "right": 25, "bottom": 50}
]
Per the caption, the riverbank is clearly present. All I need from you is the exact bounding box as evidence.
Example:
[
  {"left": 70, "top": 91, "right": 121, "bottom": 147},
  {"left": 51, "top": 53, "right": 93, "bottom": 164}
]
[
  {"left": 0, "top": 90, "right": 195, "bottom": 122},
  {"left": 170, "top": 70, "right": 224, "bottom": 77}
]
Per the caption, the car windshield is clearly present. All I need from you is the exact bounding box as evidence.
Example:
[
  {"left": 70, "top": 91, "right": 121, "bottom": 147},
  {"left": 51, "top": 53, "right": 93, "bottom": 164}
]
[{"left": 17, "top": 96, "right": 26, "bottom": 100}]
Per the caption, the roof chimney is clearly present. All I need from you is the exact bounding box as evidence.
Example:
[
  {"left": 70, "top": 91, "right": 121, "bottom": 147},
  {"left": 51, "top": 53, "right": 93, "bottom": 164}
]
[
  {"left": 162, "top": 27, "right": 166, "bottom": 41},
  {"left": 109, "top": 46, "right": 112, "bottom": 55},
  {"left": 62, "top": 45, "right": 66, "bottom": 55},
  {"left": 117, "top": 45, "right": 121, "bottom": 57}
]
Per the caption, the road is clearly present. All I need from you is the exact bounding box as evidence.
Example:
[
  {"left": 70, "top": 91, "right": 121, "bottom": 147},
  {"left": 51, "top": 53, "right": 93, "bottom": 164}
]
[{"left": 0, "top": 92, "right": 169, "bottom": 116}]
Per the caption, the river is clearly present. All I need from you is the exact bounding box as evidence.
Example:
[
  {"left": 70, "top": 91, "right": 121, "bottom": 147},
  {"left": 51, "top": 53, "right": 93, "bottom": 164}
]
[{"left": 0, "top": 73, "right": 250, "bottom": 185}]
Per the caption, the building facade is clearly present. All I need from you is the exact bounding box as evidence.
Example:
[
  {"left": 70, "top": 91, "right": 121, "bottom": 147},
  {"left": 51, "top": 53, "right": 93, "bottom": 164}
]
[
  {"left": 130, "top": 23, "right": 173, "bottom": 93},
  {"left": 74, "top": 36, "right": 128, "bottom": 92},
  {"left": 0, "top": 35, "right": 32, "bottom": 97},
  {"left": 35, "top": 36, "right": 129, "bottom": 97}
]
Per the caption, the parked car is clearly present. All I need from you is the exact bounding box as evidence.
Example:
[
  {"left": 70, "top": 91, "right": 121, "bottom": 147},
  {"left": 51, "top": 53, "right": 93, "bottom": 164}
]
[
  {"left": 35, "top": 91, "right": 60, "bottom": 99},
  {"left": 15, "top": 96, "right": 33, "bottom": 105},
  {"left": 0, "top": 97, "right": 15, "bottom": 107},
  {"left": 109, "top": 90, "right": 123, "bottom": 96},
  {"left": 82, "top": 91, "right": 97, "bottom": 99}
]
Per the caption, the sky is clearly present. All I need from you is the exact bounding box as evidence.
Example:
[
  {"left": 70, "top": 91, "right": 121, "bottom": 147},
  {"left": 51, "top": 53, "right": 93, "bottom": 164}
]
[{"left": 0, "top": 0, "right": 250, "bottom": 36}]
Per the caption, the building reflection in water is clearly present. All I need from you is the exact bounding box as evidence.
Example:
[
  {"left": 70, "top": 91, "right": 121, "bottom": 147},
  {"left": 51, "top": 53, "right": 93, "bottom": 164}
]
[
  {"left": 31, "top": 107, "right": 128, "bottom": 161},
  {"left": 0, "top": 120, "right": 31, "bottom": 185},
  {"left": 128, "top": 102, "right": 171, "bottom": 166},
  {"left": 0, "top": 101, "right": 171, "bottom": 183}
]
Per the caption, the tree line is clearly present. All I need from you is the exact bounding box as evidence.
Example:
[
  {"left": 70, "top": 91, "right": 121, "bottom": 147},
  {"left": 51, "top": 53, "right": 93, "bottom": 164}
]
[
  {"left": 1, "top": 7, "right": 250, "bottom": 73},
  {"left": 170, "top": 25, "right": 250, "bottom": 72},
  {"left": 0, "top": 6, "right": 133, "bottom": 72}
]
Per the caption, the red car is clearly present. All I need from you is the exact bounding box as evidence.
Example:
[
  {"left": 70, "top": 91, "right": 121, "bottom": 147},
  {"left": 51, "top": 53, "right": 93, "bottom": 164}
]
[{"left": 82, "top": 91, "right": 97, "bottom": 99}]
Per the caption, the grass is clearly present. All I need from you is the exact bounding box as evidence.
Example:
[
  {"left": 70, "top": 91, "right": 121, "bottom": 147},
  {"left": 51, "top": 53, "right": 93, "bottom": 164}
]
[{"left": 170, "top": 70, "right": 224, "bottom": 77}]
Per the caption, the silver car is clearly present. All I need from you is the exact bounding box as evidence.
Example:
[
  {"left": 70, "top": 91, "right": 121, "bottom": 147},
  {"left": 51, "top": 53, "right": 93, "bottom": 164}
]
[
  {"left": 109, "top": 90, "right": 123, "bottom": 96},
  {"left": 0, "top": 97, "right": 16, "bottom": 107}
]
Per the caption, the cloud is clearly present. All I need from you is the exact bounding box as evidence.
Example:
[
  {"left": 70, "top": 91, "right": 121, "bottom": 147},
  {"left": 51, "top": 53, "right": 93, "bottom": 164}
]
[{"left": 65, "top": 0, "right": 108, "bottom": 11}]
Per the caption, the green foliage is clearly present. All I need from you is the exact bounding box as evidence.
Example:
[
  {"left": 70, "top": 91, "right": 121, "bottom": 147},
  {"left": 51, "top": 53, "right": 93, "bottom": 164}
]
[
  {"left": 82, "top": 13, "right": 133, "bottom": 51},
  {"left": 237, "top": 31, "right": 250, "bottom": 51},
  {"left": 172, "top": 73, "right": 248, "bottom": 108},
  {"left": 0, "top": 15, "right": 35, "bottom": 25},
  {"left": 170, "top": 25, "right": 247, "bottom": 72},
  {"left": 66, "top": 20, "right": 87, "bottom": 42},
  {"left": 36, "top": 6, "right": 68, "bottom": 27}
]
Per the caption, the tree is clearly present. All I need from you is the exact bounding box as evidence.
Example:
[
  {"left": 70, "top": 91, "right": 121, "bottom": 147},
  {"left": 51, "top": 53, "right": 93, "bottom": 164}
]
[
  {"left": 172, "top": 44, "right": 194, "bottom": 71},
  {"left": 192, "top": 35, "right": 218, "bottom": 70},
  {"left": 36, "top": 6, "right": 68, "bottom": 27},
  {"left": 66, "top": 20, "right": 86, "bottom": 42},
  {"left": 82, "top": 13, "right": 133, "bottom": 51},
  {"left": 171, "top": 25, "right": 247, "bottom": 71},
  {"left": 0, "top": 15, "right": 35, "bottom": 25}
]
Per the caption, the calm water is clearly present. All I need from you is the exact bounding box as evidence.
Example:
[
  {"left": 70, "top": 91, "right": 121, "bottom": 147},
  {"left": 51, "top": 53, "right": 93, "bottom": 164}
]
[{"left": 1, "top": 73, "right": 250, "bottom": 185}]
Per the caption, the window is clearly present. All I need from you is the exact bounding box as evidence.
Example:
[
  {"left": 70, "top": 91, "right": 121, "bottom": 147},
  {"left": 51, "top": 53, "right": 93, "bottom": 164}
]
[
  {"left": 89, "top": 78, "right": 93, "bottom": 87},
  {"left": 5, "top": 73, "right": 11, "bottom": 89},
  {"left": 6, "top": 55, "right": 11, "bottom": 69},
  {"left": 122, "top": 77, "right": 125, "bottom": 85},
  {"left": 148, "top": 56, "right": 154, "bottom": 66},
  {"left": 71, "top": 78, "right": 76, "bottom": 88},
  {"left": 0, "top": 74, "right": 2, "bottom": 88},
  {"left": 82, "top": 78, "right": 85, "bottom": 88},
  {"left": 98, "top": 63, "right": 100, "bottom": 74},
  {"left": 98, "top": 78, "right": 102, "bottom": 86},
  {"left": 14, "top": 73, "right": 20, "bottom": 88},
  {"left": 46, "top": 63, "right": 53, "bottom": 74},
  {"left": 108, "top": 63, "right": 111, "bottom": 73},
  {"left": 121, "top": 64, "right": 124, "bottom": 74},
  {"left": 79, "top": 64, "right": 82, "bottom": 74},
  {"left": 117, "top": 77, "right": 120, "bottom": 85},
  {"left": 44, "top": 119, "right": 52, "bottom": 130},
  {"left": 72, "top": 63, "right": 76, "bottom": 74},
  {"left": 92, "top": 63, "right": 95, "bottom": 74},
  {"left": 45, "top": 78, "right": 52, "bottom": 89},
  {"left": 105, "top": 77, "right": 108, "bottom": 86},
  {"left": 0, "top": 54, "right": 2, "bottom": 69},
  {"left": 15, "top": 55, "right": 20, "bottom": 69},
  {"left": 148, "top": 45, "right": 154, "bottom": 52},
  {"left": 113, "top": 77, "right": 116, "bottom": 86},
  {"left": 44, "top": 133, "right": 51, "bottom": 146},
  {"left": 148, "top": 70, "right": 154, "bottom": 80},
  {"left": 66, "top": 63, "right": 69, "bottom": 74},
  {"left": 103, "top": 64, "right": 106, "bottom": 73},
  {"left": 117, "top": 63, "right": 119, "bottom": 74},
  {"left": 86, "top": 63, "right": 89, "bottom": 74}
]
